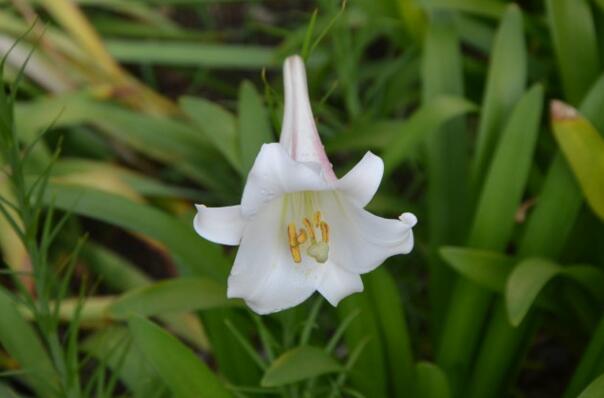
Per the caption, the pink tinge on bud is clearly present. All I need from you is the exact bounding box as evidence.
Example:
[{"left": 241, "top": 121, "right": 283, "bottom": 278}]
[
  {"left": 280, "top": 55, "right": 336, "bottom": 181},
  {"left": 550, "top": 99, "right": 579, "bottom": 122}
]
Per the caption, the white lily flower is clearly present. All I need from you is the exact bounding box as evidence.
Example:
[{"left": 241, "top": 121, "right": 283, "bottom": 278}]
[{"left": 194, "top": 55, "right": 416, "bottom": 315}]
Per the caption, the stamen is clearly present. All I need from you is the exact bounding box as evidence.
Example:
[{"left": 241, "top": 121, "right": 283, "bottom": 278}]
[
  {"left": 320, "top": 221, "right": 330, "bottom": 243},
  {"left": 314, "top": 211, "right": 322, "bottom": 227},
  {"left": 303, "top": 218, "right": 316, "bottom": 241},
  {"left": 287, "top": 223, "right": 298, "bottom": 247},
  {"left": 297, "top": 229, "right": 307, "bottom": 244},
  {"left": 290, "top": 246, "right": 302, "bottom": 263}
]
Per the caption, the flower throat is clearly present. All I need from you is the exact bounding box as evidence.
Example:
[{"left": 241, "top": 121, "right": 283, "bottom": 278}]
[{"left": 287, "top": 209, "right": 330, "bottom": 264}]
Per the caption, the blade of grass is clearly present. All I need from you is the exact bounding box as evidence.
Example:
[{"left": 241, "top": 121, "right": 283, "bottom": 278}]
[{"left": 0, "top": 286, "right": 60, "bottom": 398}]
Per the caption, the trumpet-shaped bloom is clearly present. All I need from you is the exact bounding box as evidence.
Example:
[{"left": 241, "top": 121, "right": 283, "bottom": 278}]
[{"left": 194, "top": 55, "right": 416, "bottom": 314}]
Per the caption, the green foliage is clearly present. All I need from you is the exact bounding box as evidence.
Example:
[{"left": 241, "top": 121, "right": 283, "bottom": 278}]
[
  {"left": 0, "top": 1, "right": 604, "bottom": 397},
  {"left": 552, "top": 105, "right": 604, "bottom": 220},
  {"left": 107, "top": 277, "right": 241, "bottom": 319},
  {"left": 128, "top": 316, "right": 232, "bottom": 398},
  {"left": 577, "top": 373, "right": 604, "bottom": 398},
  {"left": 260, "top": 346, "right": 341, "bottom": 387}
]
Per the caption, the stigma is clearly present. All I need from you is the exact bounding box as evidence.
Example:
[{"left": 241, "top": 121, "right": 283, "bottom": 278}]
[{"left": 287, "top": 211, "right": 330, "bottom": 264}]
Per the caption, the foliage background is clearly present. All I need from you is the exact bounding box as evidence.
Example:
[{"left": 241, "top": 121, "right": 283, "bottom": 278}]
[{"left": 0, "top": 0, "right": 604, "bottom": 397}]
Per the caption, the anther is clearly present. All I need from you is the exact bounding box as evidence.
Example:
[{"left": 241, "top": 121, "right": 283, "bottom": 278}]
[
  {"left": 290, "top": 246, "right": 302, "bottom": 263},
  {"left": 303, "top": 218, "right": 316, "bottom": 241},
  {"left": 314, "top": 211, "right": 322, "bottom": 227},
  {"left": 297, "top": 229, "right": 307, "bottom": 244},
  {"left": 287, "top": 223, "right": 298, "bottom": 247},
  {"left": 320, "top": 221, "right": 330, "bottom": 243}
]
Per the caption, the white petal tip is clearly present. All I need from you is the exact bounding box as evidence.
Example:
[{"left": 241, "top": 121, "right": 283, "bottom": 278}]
[
  {"left": 324, "top": 285, "right": 364, "bottom": 307},
  {"left": 399, "top": 212, "right": 417, "bottom": 227},
  {"left": 194, "top": 204, "right": 206, "bottom": 211}
]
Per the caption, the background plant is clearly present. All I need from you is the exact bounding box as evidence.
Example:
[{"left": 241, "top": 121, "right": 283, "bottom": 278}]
[{"left": 0, "top": 0, "right": 604, "bottom": 397}]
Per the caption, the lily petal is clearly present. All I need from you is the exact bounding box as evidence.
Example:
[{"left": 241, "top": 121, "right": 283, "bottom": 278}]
[
  {"left": 336, "top": 151, "right": 384, "bottom": 208},
  {"left": 241, "top": 143, "right": 330, "bottom": 217},
  {"left": 317, "top": 263, "right": 364, "bottom": 306},
  {"left": 279, "top": 55, "right": 335, "bottom": 180},
  {"left": 193, "top": 204, "right": 245, "bottom": 245},
  {"left": 228, "top": 198, "right": 321, "bottom": 314},
  {"left": 323, "top": 194, "right": 415, "bottom": 274}
]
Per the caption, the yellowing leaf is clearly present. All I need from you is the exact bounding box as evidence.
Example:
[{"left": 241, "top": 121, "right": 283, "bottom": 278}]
[{"left": 551, "top": 100, "right": 604, "bottom": 220}]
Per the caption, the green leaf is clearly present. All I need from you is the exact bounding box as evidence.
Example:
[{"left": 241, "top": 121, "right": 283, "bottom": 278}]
[
  {"left": 81, "top": 326, "right": 166, "bottom": 397},
  {"left": 469, "top": 84, "right": 543, "bottom": 250},
  {"left": 519, "top": 73, "right": 604, "bottom": 258},
  {"left": 80, "top": 243, "right": 150, "bottom": 291},
  {"left": 365, "top": 268, "right": 415, "bottom": 397},
  {"left": 381, "top": 96, "right": 476, "bottom": 175},
  {"left": 52, "top": 159, "right": 203, "bottom": 200},
  {"left": 563, "top": 266, "right": 604, "bottom": 305},
  {"left": 579, "top": 73, "right": 604, "bottom": 133},
  {"left": 506, "top": 259, "right": 604, "bottom": 327},
  {"left": 546, "top": 0, "right": 600, "bottom": 104},
  {"left": 43, "top": 182, "right": 229, "bottom": 281},
  {"left": 471, "top": 4, "right": 526, "bottom": 189},
  {"left": 439, "top": 246, "right": 513, "bottom": 292},
  {"left": 180, "top": 96, "right": 242, "bottom": 173},
  {"left": 421, "top": 14, "right": 469, "bottom": 337},
  {"left": 565, "top": 319, "right": 604, "bottom": 398},
  {"left": 437, "top": 85, "right": 542, "bottom": 395},
  {"left": 16, "top": 93, "right": 238, "bottom": 194},
  {"left": 237, "top": 81, "right": 273, "bottom": 175},
  {"left": 420, "top": 0, "right": 505, "bottom": 19},
  {"left": 105, "top": 39, "right": 276, "bottom": 69},
  {"left": 108, "top": 277, "right": 239, "bottom": 319},
  {"left": 454, "top": 15, "right": 495, "bottom": 53},
  {"left": 129, "top": 317, "right": 231, "bottom": 398},
  {"left": 551, "top": 101, "right": 604, "bottom": 220},
  {"left": 337, "top": 294, "right": 389, "bottom": 397},
  {"left": 260, "top": 346, "right": 342, "bottom": 387},
  {"left": 0, "top": 287, "right": 59, "bottom": 398},
  {"left": 396, "top": 0, "right": 427, "bottom": 41},
  {"left": 577, "top": 373, "right": 604, "bottom": 398},
  {"left": 415, "top": 362, "right": 451, "bottom": 398},
  {"left": 0, "top": 382, "right": 22, "bottom": 398},
  {"left": 506, "top": 258, "right": 560, "bottom": 326}
]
